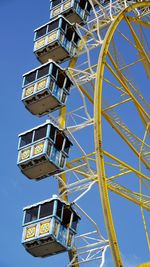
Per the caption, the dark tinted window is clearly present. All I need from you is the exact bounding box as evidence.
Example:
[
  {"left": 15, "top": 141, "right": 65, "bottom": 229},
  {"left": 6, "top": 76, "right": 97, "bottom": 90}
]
[
  {"left": 87, "top": 2, "right": 91, "bottom": 12},
  {"left": 24, "top": 206, "right": 39, "bottom": 224},
  {"left": 20, "top": 132, "right": 33, "bottom": 147},
  {"left": 34, "top": 126, "right": 47, "bottom": 141},
  {"left": 56, "top": 200, "right": 63, "bottom": 218},
  {"left": 52, "top": 0, "right": 61, "bottom": 7},
  {"left": 55, "top": 131, "right": 64, "bottom": 151},
  {"left": 66, "top": 28, "right": 73, "bottom": 42},
  {"left": 24, "top": 71, "right": 36, "bottom": 85},
  {"left": 64, "top": 139, "right": 71, "bottom": 154},
  {"left": 48, "top": 20, "right": 59, "bottom": 33},
  {"left": 57, "top": 70, "right": 65, "bottom": 88},
  {"left": 61, "top": 19, "right": 66, "bottom": 32},
  {"left": 62, "top": 207, "right": 72, "bottom": 228},
  {"left": 52, "top": 64, "right": 57, "bottom": 78},
  {"left": 74, "top": 33, "right": 79, "bottom": 44},
  {"left": 36, "top": 26, "right": 47, "bottom": 39},
  {"left": 65, "top": 78, "right": 72, "bottom": 91},
  {"left": 37, "top": 64, "right": 50, "bottom": 79},
  {"left": 79, "top": 0, "right": 86, "bottom": 9},
  {"left": 50, "top": 125, "right": 56, "bottom": 141},
  {"left": 39, "top": 201, "right": 54, "bottom": 218}
]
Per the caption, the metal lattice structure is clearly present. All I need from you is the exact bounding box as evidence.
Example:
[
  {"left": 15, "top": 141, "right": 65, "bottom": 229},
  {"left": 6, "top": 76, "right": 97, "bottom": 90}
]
[{"left": 18, "top": 1, "right": 150, "bottom": 267}]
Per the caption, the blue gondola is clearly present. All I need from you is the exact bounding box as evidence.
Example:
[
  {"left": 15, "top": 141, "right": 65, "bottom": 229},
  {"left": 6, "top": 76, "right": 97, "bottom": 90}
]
[
  {"left": 17, "top": 120, "right": 72, "bottom": 180},
  {"left": 22, "top": 60, "right": 73, "bottom": 116},
  {"left": 50, "top": 0, "right": 92, "bottom": 24},
  {"left": 22, "top": 195, "right": 80, "bottom": 257},
  {"left": 34, "top": 16, "right": 81, "bottom": 64}
]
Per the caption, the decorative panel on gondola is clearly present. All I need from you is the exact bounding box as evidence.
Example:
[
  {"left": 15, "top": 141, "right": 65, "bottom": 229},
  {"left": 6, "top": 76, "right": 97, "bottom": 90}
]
[
  {"left": 17, "top": 121, "right": 72, "bottom": 180},
  {"left": 22, "top": 195, "right": 80, "bottom": 257},
  {"left": 50, "top": 0, "right": 91, "bottom": 24},
  {"left": 34, "top": 16, "right": 81, "bottom": 64},
  {"left": 22, "top": 61, "right": 73, "bottom": 116}
]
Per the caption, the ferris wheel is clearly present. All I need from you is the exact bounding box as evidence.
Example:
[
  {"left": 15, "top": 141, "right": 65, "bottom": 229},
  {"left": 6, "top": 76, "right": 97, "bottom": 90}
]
[{"left": 17, "top": 1, "right": 150, "bottom": 266}]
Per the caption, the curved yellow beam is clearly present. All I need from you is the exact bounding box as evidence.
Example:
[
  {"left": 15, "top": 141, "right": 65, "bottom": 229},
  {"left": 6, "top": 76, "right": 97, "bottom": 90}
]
[
  {"left": 136, "top": 263, "right": 150, "bottom": 267},
  {"left": 94, "top": 2, "right": 150, "bottom": 267}
]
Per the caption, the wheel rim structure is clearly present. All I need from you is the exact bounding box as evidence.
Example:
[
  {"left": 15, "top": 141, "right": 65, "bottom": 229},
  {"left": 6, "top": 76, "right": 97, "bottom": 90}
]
[
  {"left": 60, "top": 1, "right": 150, "bottom": 266},
  {"left": 94, "top": 2, "right": 150, "bottom": 267}
]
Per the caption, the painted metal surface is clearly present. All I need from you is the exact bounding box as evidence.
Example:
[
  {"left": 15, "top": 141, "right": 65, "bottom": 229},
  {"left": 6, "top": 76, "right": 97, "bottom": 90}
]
[
  {"left": 17, "top": 121, "right": 72, "bottom": 179},
  {"left": 50, "top": 0, "right": 91, "bottom": 24},
  {"left": 34, "top": 16, "right": 81, "bottom": 64},
  {"left": 94, "top": 2, "right": 150, "bottom": 266},
  {"left": 22, "top": 61, "right": 72, "bottom": 116},
  {"left": 22, "top": 196, "right": 80, "bottom": 257},
  {"left": 19, "top": 0, "right": 150, "bottom": 266}
]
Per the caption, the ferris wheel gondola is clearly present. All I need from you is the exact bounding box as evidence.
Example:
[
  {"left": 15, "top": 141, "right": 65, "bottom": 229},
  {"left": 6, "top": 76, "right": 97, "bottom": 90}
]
[
  {"left": 22, "top": 60, "right": 73, "bottom": 116},
  {"left": 22, "top": 195, "right": 80, "bottom": 257},
  {"left": 34, "top": 16, "right": 81, "bottom": 64},
  {"left": 50, "top": 0, "right": 92, "bottom": 24},
  {"left": 17, "top": 120, "right": 72, "bottom": 180}
]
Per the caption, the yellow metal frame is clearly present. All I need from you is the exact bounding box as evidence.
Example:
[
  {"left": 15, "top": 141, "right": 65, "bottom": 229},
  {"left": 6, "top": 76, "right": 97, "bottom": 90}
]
[
  {"left": 94, "top": 2, "right": 150, "bottom": 267},
  {"left": 137, "top": 263, "right": 150, "bottom": 267},
  {"left": 57, "top": 2, "right": 150, "bottom": 266}
]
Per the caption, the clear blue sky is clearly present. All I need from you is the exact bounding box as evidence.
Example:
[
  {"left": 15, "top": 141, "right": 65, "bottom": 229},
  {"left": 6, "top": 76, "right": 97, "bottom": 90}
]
[{"left": 0, "top": 1, "right": 149, "bottom": 267}]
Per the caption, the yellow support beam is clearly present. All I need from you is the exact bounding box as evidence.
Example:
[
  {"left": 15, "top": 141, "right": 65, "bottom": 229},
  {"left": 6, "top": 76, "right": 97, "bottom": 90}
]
[
  {"left": 69, "top": 63, "right": 150, "bottom": 172},
  {"left": 67, "top": 151, "right": 150, "bottom": 211},
  {"left": 102, "top": 111, "right": 150, "bottom": 170},
  {"left": 136, "top": 263, "right": 150, "bottom": 267},
  {"left": 78, "top": 84, "right": 94, "bottom": 104},
  {"left": 58, "top": 106, "right": 79, "bottom": 267},
  {"left": 68, "top": 150, "right": 150, "bottom": 183},
  {"left": 103, "top": 98, "right": 131, "bottom": 111},
  {"left": 127, "top": 16, "right": 150, "bottom": 29},
  {"left": 58, "top": 106, "right": 67, "bottom": 130},
  {"left": 103, "top": 150, "right": 150, "bottom": 182},
  {"left": 124, "top": 16, "right": 150, "bottom": 79},
  {"left": 107, "top": 181, "right": 150, "bottom": 211},
  {"left": 94, "top": 3, "right": 150, "bottom": 267},
  {"left": 106, "top": 54, "right": 150, "bottom": 124}
]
